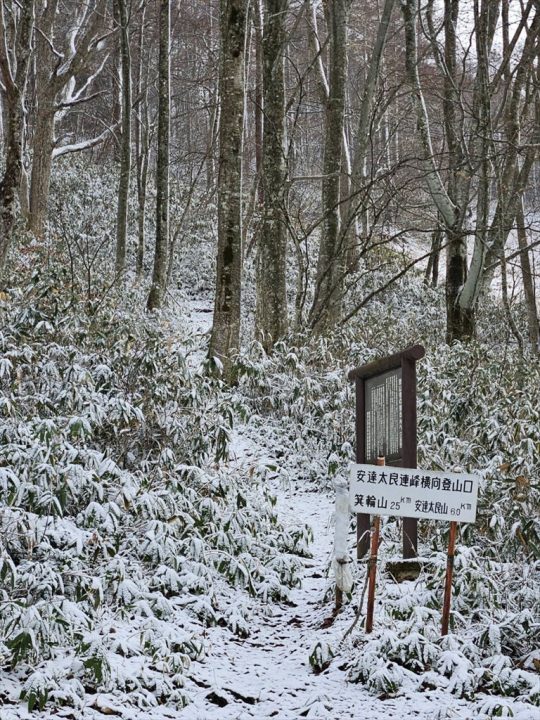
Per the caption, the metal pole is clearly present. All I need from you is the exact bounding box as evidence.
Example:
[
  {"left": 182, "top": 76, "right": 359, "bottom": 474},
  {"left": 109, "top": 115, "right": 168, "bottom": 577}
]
[
  {"left": 365, "top": 456, "right": 384, "bottom": 634},
  {"left": 441, "top": 521, "right": 457, "bottom": 636}
]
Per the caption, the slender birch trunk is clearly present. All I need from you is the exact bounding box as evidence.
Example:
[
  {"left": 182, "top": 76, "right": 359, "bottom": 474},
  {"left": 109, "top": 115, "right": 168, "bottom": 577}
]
[
  {"left": 479, "top": 7, "right": 540, "bottom": 292},
  {"left": 516, "top": 200, "right": 540, "bottom": 354},
  {"left": 135, "top": 4, "right": 150, "bottom": 279},
  {"left": 347, "top": 0, "right": 396, "bottom": 238},
  {"left": 254, "top": 0, "right": 264, "bottom": 206},
  {"left": 402, "top": 0, "right": 477, "bottom": 342}
]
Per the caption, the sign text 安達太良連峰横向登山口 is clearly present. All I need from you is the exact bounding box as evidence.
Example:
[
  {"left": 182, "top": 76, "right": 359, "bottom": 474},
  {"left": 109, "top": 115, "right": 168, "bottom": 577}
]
[{"left": 349, "top": 463, "right": 479, "bottom": 523}]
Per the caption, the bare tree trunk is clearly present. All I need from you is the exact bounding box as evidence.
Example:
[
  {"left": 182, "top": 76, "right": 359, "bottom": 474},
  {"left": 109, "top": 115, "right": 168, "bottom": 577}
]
[
  {"left": 135, "top": 4, "right": 150, "bottom": 279},
  {"left": 0, "top": 107, "right": 24, "bottom": 273},
  {"left": 255, "top": 0, "right": 289, "bottom": 351},
  {"left": 460, "top": 1, "right": 538, "bottom": 319},
  {"left": 115, "top": 0, "right": 132, "bottom": 276},
  {"left": 29, "top": 99, "right": 55, "bottom": 239},
  {"left": 0, "top": 1, "right": 34, "bottom": 276},
  {"left": 457, "top": 0, "right": 492, "bottom": 333},
  {"left": 147, "top": 0, "right": 171, "bottom": 310},
  {"left": 28, "top": 0, "right": 57, "bottom": 238},
  {"left": 401, "top": 0, "right": 457, "bottom": 229},
  {"left": 425, "top": 222, "right": 442, "bottom": 288},
  {"left": 347, "top": 0, "right": 396, "bottom": 242},
  {"left": 480, "top": 7, "right": 540, "bottom": 292},
  {"left": 305, "top": 0, "right": 358, "bottom": 269},
  {"left": 208, "top": 0, "right": 247, "bottom": 382},
  {"left": 516, "top": 199, "right": 540, "bottom": 353},
  {"left": 309, "top": 0, "right": 351, "bottom": 332},
  {"left": 500, "top": 249, "right": 524, "bottom": 353},
  {"left": 205, "top": 94, "right": 219, "bottom": 193},
  {"left": 402, "top": 0, "right": 477, "bottom": 342},
  {"left": 28, "top": 0, "right": 109, "bottom": 237},
  {"left": 254, "top": 0, "right": 264, "bottom": 205}
]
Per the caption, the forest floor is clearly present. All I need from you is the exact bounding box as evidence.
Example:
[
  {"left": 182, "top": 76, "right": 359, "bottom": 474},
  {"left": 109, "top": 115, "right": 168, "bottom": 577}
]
[
  {"left": 3, "top": 287, "right": 537, "bottom": 720},
  {"left": 161, "top": 291, "right": 475, "bottom": 718},
  {"left": 177, "top": 426, "right": 477, "bottom": 720},
  {"left": 2, "top": 435, "right": 531, "bottom": 720}
]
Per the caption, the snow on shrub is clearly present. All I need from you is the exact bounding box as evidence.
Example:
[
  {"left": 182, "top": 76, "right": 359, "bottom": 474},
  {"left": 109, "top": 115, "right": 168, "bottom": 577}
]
[{"left": 0, "top": 267, "right": 306, "bottom": 713}]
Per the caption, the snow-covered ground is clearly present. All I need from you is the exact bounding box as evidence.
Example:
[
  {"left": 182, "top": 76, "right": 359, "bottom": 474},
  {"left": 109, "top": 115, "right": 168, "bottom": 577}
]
[
  {"left": 3, "top": 285, "right": 538, "bottom": 720},
  {"left": 178, "top": 438, "right": 477, "bottom": 720}
]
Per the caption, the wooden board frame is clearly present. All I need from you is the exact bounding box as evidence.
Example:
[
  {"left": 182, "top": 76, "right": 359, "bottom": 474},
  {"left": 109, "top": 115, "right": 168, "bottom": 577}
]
[{"left": 348, "top": 344, "right": 425, "bottom": 559}]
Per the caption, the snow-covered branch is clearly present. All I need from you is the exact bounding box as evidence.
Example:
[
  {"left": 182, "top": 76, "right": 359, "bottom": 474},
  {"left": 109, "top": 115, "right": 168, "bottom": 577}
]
[
  {"left": 52, "top": 124, "right": 118, "bottom": 159},
  {"left": 58, "top": 53, "right": 110, "bottom": 109}
]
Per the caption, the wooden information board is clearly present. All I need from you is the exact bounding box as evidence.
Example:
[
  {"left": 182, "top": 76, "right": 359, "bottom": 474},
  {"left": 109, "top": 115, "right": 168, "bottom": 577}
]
[
  {"left": 365, "top": 367, "right": 402, "bottom": 463},
  {"left": 348, "top": 345, "right": 425, "bottom": 558}
]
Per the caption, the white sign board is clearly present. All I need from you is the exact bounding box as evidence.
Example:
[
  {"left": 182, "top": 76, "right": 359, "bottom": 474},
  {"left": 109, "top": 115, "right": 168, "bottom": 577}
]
[{"left": 350, "top": 464, "right": 479, "bottom": 523}]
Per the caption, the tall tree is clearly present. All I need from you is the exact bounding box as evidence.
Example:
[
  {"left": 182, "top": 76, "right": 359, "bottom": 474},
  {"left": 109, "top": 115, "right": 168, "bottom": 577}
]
[
  {"left": 309, "top": 0, "right": 352, "bottom": 331},
  {"left": 208, "top": 0, "right": 247, "bottom": 381},
  {"left": 516, "top": 199, "right": 540, "bottom": 354},
  {"left": 402, "top": 0, "right": 539, "bottom": 342},
  {"left": 347, "top": 0, "right": 396, "bottom": 251},
  {"left": 402, "top": 0, "right": 460, "bottom": 337},
  {"left": 134, "top": 1, "right": 150, "bottom": 279},
  {"left": 0, "top": 0, "right": 34, "bottom": 276},
  {"left": 114, "top": 0, "right": 133, "bottom": 276},
  {"left": 255, "top": 0, "right": 289, "bottom": 351},
  {"left": 28, "top": 0, "right": 109, "bottom": 237},
  {"left": 147, "top": 0, "right": 170, "bottom": 310}
]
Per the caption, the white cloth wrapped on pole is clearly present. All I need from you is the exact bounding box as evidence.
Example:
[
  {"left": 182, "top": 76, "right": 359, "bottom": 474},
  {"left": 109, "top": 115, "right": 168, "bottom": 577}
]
[{"left": 333, "top": 480, "right": 353, "bottom": 593}]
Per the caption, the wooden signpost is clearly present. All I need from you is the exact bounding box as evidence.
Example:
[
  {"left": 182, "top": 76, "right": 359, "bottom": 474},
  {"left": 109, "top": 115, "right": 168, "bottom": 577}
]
[
  {"left": 344, "top": 346, "right": 480, "bottom": 635},
  {"left": 348, "top": 345, "right": 425, "bottom": 559},
  {"left": 365, "top": 456, "right": 385, "bottom": 634},
  {"left": 349, "top": 457, "right": 479, "bottom": 633},
  {"left": 441, "top": 520, "right": 457, "bottom": 636}
]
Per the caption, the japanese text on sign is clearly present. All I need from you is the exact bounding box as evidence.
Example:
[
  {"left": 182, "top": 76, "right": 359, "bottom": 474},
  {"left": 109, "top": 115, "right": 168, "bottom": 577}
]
[
  {"left": 349, "top": 464, "right": 479, "bottom": 523},
  {"left": 365, "top": 368, "right": 402, "bottom": 463}
]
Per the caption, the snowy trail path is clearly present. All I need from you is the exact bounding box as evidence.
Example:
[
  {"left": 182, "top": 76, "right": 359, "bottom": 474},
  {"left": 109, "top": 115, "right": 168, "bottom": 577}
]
[
  {"left": 181, "top": 434, "right": 466, "bottom": 720},
  {"left": 173, "top": 299, "right": 470, "bottom": 719}
]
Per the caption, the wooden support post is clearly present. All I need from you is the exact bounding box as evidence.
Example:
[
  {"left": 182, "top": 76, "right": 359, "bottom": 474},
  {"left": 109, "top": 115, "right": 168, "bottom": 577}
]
[
  {"left": 365, "top": 516, "right": 380, "bottom": 634},
  {"left": 441, "top": 520, "right": 457, "bottom": 636},
  {"left": 355, "top": 377, "right": 370, "bottom": 558},
  {"left": 365, "top": 456, "right": 384, "bottom": 634},
  {"left": 401, "top": 354, "right": 418, "bottom": 558}
]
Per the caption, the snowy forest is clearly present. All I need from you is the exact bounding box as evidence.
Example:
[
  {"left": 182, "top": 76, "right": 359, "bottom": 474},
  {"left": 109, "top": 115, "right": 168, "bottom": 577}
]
[{"left": 0, "top": 0, "right": 539, "bottom": 718}]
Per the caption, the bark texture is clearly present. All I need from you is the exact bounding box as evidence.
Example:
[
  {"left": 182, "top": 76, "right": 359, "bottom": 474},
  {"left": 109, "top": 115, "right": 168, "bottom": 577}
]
[
  {"left": 115, "top": 0, "right": 132, "bottom": 276},
  {"left": 28, "top": 0, "right": 108, "bottom": 237},
  {"left": 0, "top": 1, "right": 34, "bottom": 276},
  {"left": 28, "top": 0, "right": 57, "bottom": 238},
  {"left": 255, "top": 0, "right": 289, "bottom": 351},
  {"left": 348, "top": 0, "right": 396, "bottom": 228},
  {"left": 147, "top": 0, "right": 171, "bottom": 310},
  {"left": 516, "top": 201, "right": 540, "bottom": 354},
  {"left": 135, "top": 4, "right": 150, "bottom": 279},
  {"left": 208, "top": 0, "right": 246, "bottom": 381},
  {"left": 310, "top": 0, "right": 351, "bottom": 332}
]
